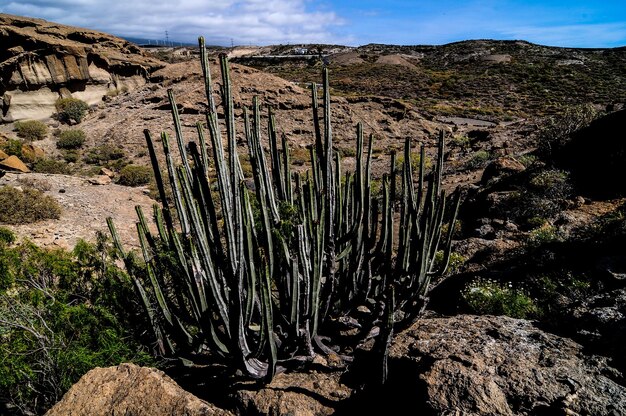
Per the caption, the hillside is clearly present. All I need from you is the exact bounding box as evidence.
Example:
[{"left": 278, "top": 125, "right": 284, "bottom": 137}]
[{"left": 234, "top": 40, "right": 626, "bottom": 120}]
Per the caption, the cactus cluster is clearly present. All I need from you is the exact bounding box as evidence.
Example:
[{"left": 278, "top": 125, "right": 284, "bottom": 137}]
[{"left": 108, "top": 37, "right": 460, "bottom": 382}]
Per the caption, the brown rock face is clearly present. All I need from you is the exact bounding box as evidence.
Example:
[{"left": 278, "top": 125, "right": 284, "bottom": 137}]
[
  {"left": 234, "top": 371, "right": 352, "bottom": 416},
  {"left": 383, "top": 315, "right": 626, "bottom": 415},
  {"left": 0, "top": 14, "right": 164, "bottom": 122},
  {"left": 45, "top": 363, "right": 233, "bottom": 416},
  {"left": 0, "top": 154, "right": 29, "bottom": 172}
]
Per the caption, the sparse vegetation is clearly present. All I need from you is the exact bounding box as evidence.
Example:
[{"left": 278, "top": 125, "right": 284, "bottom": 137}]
[
  {"left": 32, "top": 158, "right": 70, "bottom": 175},
  {"left": 465, "top": 150, "right": 491, "bottom": 169},
  {"left": 84, "top": 144, "right": 126, "bottom": 166},
  {"left": 0, "top": 186, "right": 61, "bottom": 224},
  {"left": 462, "top": 277, "right": 538, "bottom": 319},
  {"left": 14, "top": 120, "right": 48, "bottom": 141},
  {"left": 55, "top": 98, "right": 89, "bottom": 124},
  {"left": 117, "top": 165, "right": 152, "bottom": 186},
  {"left": 56, "top": 129, "right": 86, "bottom": 149},
  {"left": 1, "top": 138, "right": 23, "bottom": 158}
]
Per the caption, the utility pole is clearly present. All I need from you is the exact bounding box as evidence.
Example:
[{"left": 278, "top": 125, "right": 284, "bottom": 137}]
[{"left": 165, "top": 30, "right": 170, "bottom": 46}]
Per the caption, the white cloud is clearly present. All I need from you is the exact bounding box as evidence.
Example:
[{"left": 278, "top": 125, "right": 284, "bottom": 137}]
[{"left": 0, "top": 0, "right": 345, "bottom": 45}]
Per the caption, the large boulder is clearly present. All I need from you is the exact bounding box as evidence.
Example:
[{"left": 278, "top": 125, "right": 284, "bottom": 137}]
[
  {"left": 45, "top": 363, "right": 233, "bottom": 416},
  {"left": 0, "top": 14, "right": 164, "bottom": 122},
  {"left": 0, "top": 154, "right": 29, "bottom": 172},
  {"left": 379, "top": 314, "right": 626, "bottom": 415}
]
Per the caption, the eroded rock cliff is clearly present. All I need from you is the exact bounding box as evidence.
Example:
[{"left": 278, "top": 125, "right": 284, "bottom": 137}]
[{"left": 0, "top": 14, "right": 163, "bottom": 122}]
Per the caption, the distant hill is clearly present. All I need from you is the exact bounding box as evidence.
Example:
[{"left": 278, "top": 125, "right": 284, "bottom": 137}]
[{"left": 234, "top": 39, "right": 626, "bottom": 120}]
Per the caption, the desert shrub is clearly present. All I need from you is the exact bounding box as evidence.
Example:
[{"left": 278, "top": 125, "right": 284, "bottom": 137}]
[
  {"left": 1, "top": 139, "right": 23, "bottom": 158},
  {"left": 117, "top": 165, "right": 153, "bottom": 186},
  {"left": 0, "top": 238, "right": 153, "bottom": 414},
  {"left": 62, "top": 150, "right": 80, "bottom": 163},
  {"left": 513, "top": 169, "right": 572, "bottom": 223},
  {"left": 0, "top": 186, "right": 61, "bottom": 224},
  {"left": 465, "top": 150, "right": 491, "bottom": 169},
  {"left": 462, "top": 277, "right": 538, "bottom": 319},
  {"left": 55, "top": 98, "right": 89, "bottom": 124},
  {"left": 84, "top": 144, "right": 126, "bottom": 165},
  {"left": 536, "top": 104, "right": 600, "bottom": 158},
  {"left": 14, "top": 120, "right": 48, "bottom": 141},
  {"left": 56, "top": 129, "right": 86, "bottom": 149},
  {"left": 0, "top": 227, "right": 15, "bottom": 245},
  {"left": 32, "top": 158, "right": 70, "bottom": 174},
  {"left": 527, "top": 225, "right": 560, "bottom": 247}
]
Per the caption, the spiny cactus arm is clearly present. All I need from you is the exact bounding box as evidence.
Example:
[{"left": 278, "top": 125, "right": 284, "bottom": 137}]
[
  {"left": 206, "top": 109, "right": 237, "bottom": 268},
  {"left": 431, "top": 191, "right": 462, "bottom": 276},
  {"left": 161, "top": 132, "right": 191, "bottom": 235},
  {"left": 259, "top": 255, "right": 277, "bottom": 380},
  {"left": 281, "top": 133, "right": 293, "bottom": 204},
  {"left": 153, "top": 205, "right": 170, "bottom": 245},
  {"left": 136, "top": 221, "right": 173, "bottom": 327},
  {"left": 196, "top": 122, "right": 210, "bottom": 171},
  {"left": 176, "top": 166, "right": 232, "bottom": 336},
  {"left": 199, "top": 36, "right": 218, "bottom": 117},
  {"left": 245, "top": 106, "right": 276, "bottom": 280},
  {"left": 311, "top": 83, "right": 324, "bottom": 170},
  {"left": 252, "top": 98, "right": 280, "bottom": 221},
  {"left": 267, "top": 108, "right": 284, "bottom": 199},
  {"left": 168, "top": 89, "right": 193, "bottom": 181},
  {"left": 144, "top": 129, "right": 174, "bottom": 231},
  {"left": 107, "top": 217, "right": 171, "bottom": 355},
  {"left": 188, "top": 142, "right": 221, "bottom": 251}
]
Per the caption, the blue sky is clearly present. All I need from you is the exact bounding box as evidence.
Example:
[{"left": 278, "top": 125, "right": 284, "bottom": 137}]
[{"left": 1, "top": 0, "right": 625, "bottom": 47}]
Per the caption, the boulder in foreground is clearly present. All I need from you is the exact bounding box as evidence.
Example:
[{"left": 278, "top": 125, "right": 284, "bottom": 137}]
[{"left": 45, "top": 363, "right": 233, "bottom": 416}]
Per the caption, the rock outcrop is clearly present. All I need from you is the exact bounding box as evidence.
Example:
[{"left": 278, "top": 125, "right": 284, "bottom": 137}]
[
  {"left": 45, "top": 363, "right": 233, "bottom": 416},
  {"left": 46, "top": 315, "right": 626, "bottom": 415},
  {"left": 381, "top": 314, "right": 626, "bottom": 415},
  {"left": 0, "top": 14, "right": 164, "bottom": 122}
]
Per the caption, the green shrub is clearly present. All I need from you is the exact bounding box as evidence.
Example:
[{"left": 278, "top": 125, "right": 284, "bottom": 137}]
[
  {"left": 32, "top": 158, "right": 70, "bottom": 174},
  {"left": 14, "top": 120, "right": 48, "bottom": 141},
  {"left": 0, "top": 186, "right": 61, "bottom": 224},
  {"left": 1, "top": 138, "right": 23, "bottom": 158},
  {"left": 462, "top": 277, "right": 538, "bottom": 319},
  {"left": 84, "top": 144, "right": 126, "bottom": 165},
  {"left": 465, "top": 150, "right": 491, "bottom": 169},
  {"left": 117, "top": 165, "right": 153, "bottom": 186},
  {"left": 0, "top": 227, "right": 15, "bottom": 245},
  {"left": 0, "top": 238, "right": 153, "bottom": 414},
  {"left": 55, "top": 98, "right": 89, "bottom": 124},
  {"left": 56, "top": 129, "right": 86, "bottom": 149},
  {"left": 62, "top": 150, "right": 80, "bottom": 163}
]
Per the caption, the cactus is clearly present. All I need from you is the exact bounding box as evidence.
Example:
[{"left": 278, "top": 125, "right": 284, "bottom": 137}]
[{"left": 108, "top": 36, "right": 461, "bottom": 382}]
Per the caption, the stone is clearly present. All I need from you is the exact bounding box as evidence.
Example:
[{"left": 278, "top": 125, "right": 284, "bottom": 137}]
[
  {"left": 21, "top": 143, "right": 45, "bottom": 162},
  {"left": 88, "top": 175, "right": 112, "bottom": 185},
  {"left": 0, "top": 149, "right": 9, "bottom": 159},
  {"left": 45, "top": 363, "right": 233, "bottom": 416},
  {"left": 234, "top": 371, "right": 351, "bottom": 416},
  {"left": 0, "top": 155, "right": 29, "bottom": 172},
  {"left": 381, "top": 315, "right": 626, "bottom": 415},
  {"left": 481, "top": 156, "right": 526, "bottom": 184},
  {"left": 99, "top": 167, "right": 114, "bottom": 177}
]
